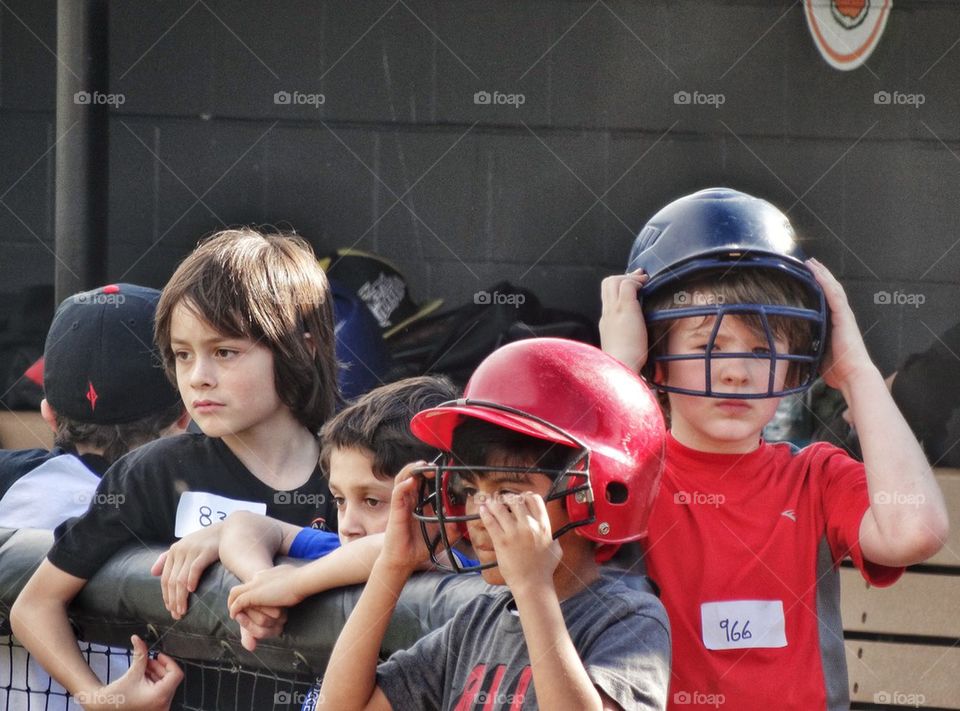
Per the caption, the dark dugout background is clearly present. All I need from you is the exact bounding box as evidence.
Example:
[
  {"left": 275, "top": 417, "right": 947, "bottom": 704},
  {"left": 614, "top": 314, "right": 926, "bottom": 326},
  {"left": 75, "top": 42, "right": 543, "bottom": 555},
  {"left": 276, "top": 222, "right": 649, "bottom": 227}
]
[{"left": 1, "top": 0, "right": 958, "bottom": 373}]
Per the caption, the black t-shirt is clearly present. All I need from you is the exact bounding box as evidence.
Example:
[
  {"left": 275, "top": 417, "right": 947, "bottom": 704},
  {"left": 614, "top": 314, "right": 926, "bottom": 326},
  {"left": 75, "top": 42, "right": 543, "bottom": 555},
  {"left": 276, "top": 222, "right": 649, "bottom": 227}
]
[{"left": 49, "top": 433, "right": 335, "bottom": 580}]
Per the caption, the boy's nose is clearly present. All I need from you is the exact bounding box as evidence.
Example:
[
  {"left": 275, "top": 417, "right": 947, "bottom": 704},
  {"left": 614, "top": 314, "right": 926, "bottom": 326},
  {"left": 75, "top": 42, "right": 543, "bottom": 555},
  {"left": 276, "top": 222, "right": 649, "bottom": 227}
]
[
  {"left": 189, "top": 358, "right": 216, "bottom": 389},
  {"left": 338, "top": 506, "right": 364, "bottom": 540},
  {"left": 717, "top": 357, "right": 751, "bottom": 387}
]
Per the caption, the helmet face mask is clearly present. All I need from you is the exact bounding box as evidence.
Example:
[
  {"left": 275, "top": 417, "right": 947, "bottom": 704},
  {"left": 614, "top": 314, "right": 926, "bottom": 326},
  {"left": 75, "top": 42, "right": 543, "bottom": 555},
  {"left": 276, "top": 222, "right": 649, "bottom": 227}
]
[
  {"left": 630, "top": 188, "right": 827, "bottom": 399},
  {"left": 407, "top": 339, "right": 666, "bottom": 577},
  {"left": 413, "top": 431, "right": 594, "bottom": 574},
  {"left": 645, "top": 282, "right": 825, "bottom": 399}
]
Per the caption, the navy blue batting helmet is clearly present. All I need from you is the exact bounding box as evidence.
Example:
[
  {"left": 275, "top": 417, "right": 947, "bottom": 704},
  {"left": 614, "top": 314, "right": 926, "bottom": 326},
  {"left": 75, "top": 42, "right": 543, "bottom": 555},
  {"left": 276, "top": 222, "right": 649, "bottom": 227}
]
[{"left": 627, "top": 187, "right": 827, "bottom": 399}]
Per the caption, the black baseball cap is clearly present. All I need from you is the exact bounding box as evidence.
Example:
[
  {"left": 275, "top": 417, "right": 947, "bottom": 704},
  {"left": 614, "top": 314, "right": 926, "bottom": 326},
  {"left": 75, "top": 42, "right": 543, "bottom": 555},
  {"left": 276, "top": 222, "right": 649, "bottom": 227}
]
[{"left": 43, "top": 283, "right": 181, "bottom": 424}]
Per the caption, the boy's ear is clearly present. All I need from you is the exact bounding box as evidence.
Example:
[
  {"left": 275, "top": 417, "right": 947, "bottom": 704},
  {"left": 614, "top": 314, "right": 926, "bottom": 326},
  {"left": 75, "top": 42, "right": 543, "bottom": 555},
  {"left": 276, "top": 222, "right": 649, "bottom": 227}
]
[
  {"left": 39, "top": 398, "right": 58, "bottom": 433},
  {"left": 652, "top": 360, "right": 666, "bottom": 385},
  {"left": 303, "top": 331, "right": 316, "bottom": 356}
]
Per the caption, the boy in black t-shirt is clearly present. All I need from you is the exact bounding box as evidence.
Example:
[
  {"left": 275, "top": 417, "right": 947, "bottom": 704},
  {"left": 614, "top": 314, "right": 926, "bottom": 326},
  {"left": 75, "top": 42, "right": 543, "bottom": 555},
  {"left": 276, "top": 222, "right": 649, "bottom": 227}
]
[{"left": 12, "top": 228, "right": 340, "bottom": 711}]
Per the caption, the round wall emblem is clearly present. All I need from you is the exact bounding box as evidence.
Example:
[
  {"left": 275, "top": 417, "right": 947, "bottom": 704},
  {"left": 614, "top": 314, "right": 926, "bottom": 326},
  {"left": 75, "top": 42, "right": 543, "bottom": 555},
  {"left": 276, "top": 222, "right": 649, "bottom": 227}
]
[{"left": 805, "top": 0, "right": 892, "bottom": 71}]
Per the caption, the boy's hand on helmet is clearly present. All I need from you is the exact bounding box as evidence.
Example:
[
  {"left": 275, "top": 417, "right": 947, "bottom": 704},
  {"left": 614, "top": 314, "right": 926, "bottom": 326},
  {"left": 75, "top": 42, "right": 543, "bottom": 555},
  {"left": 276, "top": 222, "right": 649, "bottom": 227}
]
[
  {"left": 806, "top": 258, "right": 876, "bottom": 391},
  {"left": 600, "top": 270, "right": 649, "bottom": 374},
  {"left": 480, "top": 492, "right": 561, "bottom": 593},
  {"left": 379, "top": 461, "right": 433, "bottom": 573}
]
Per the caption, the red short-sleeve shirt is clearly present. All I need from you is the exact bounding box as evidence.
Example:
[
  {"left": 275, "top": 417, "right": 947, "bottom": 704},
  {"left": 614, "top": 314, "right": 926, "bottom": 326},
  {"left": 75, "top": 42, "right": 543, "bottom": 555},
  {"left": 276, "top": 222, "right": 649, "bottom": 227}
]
[{"left": 644, "top": 434, "right": 902, "bottom": 710}]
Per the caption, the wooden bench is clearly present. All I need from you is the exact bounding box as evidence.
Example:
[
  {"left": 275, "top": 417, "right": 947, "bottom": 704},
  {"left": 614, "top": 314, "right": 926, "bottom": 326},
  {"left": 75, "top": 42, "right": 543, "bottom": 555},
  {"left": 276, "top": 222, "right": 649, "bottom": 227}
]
[
  {"left": 0, "top": 410, "right": 51, "bottom": 450},
  {"left": 843, "top": 468, "right": 960, "bottom": 708}
]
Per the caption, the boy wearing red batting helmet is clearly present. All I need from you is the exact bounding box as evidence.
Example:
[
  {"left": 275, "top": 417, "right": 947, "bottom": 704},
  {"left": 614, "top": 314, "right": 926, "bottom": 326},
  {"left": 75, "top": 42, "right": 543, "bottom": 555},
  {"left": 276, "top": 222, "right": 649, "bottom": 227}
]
[{"left": 317, "top": 338, "right": 670, "bottom": 711}]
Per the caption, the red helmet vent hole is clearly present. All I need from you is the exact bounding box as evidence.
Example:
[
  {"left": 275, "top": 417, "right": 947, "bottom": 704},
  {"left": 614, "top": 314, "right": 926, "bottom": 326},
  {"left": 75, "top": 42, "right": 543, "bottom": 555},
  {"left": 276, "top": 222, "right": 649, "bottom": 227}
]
[{"left": 605, "top": 482, "right": 629, "bottom": 504}]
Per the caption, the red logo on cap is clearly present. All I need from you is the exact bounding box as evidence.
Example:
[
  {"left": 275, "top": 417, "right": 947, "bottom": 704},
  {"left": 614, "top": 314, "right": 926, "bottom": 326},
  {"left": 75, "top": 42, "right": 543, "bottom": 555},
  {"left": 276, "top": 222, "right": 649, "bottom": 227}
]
[
  {"left": 103, "top": 284, "right": 120, "bottom": 294},
  {"left": 86, "top": 381, "right": 98, "bottom": 411}
]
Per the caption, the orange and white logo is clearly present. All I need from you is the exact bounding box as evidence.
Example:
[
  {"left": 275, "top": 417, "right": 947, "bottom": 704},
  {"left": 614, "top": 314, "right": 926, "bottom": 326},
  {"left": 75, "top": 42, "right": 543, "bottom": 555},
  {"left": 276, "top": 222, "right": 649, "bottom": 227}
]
[{"left": 805, "top": 0, "right": 892, "bottom": 71}]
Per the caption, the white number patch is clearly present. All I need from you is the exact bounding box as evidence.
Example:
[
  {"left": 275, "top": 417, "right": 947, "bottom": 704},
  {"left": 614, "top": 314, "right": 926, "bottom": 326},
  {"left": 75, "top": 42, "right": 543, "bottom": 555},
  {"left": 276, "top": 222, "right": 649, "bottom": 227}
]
[
  {"left": 700, "top": 600, "right": 787, "bottom": 650},
  {"left": 174, "top": 491, "right": 266, "bottom": 538}
]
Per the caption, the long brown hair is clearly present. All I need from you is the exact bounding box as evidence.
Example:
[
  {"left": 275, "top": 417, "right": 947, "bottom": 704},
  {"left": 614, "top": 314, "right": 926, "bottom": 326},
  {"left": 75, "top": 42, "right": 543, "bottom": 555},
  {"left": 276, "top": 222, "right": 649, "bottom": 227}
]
[{"left": 155, "top": 228, "right": 338, "bottom": 433}]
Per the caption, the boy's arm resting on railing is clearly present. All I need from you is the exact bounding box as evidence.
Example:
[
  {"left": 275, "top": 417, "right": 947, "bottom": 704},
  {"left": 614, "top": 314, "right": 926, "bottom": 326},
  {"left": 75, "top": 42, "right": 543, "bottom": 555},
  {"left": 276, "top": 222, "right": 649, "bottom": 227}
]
[{"left": 0, "top": 527, "right": 490, "bottom": 678}]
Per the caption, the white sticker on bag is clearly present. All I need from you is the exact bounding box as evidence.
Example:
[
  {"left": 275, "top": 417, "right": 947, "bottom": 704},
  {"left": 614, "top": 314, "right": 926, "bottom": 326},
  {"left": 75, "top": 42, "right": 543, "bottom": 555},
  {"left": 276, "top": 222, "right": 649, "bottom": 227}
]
[
  {"left": 700, "top": 600, "right": 787, "bottom": 650},
  {"left": 174, "top": 491, "right": 266, "bottom": 538}
]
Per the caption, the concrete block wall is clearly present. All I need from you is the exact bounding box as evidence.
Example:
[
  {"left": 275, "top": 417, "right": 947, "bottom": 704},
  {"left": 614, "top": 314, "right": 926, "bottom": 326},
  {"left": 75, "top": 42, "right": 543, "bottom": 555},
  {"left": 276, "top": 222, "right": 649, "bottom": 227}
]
[{"left": 2, "top": 0, "right": 959, "bottom": 372}]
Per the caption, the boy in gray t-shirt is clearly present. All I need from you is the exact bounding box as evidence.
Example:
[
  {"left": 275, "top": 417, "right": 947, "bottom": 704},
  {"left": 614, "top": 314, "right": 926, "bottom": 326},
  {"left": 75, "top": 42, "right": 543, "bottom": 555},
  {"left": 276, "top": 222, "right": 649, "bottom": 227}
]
[{"left": 316, "top": 339, "right": 671, "bottom": 711}]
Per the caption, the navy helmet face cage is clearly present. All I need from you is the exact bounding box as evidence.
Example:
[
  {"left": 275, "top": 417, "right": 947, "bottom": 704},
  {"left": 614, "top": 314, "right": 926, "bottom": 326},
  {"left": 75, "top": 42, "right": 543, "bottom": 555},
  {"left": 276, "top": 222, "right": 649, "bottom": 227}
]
[
  {"left": 412, "top": 402, "right": 595, "bottom": 574},
  {"left": 644, "top": 260, "right": 827, "bottom": 399},
  {"left": 628, "top": 188, "right": 828, "bottom": 400}
]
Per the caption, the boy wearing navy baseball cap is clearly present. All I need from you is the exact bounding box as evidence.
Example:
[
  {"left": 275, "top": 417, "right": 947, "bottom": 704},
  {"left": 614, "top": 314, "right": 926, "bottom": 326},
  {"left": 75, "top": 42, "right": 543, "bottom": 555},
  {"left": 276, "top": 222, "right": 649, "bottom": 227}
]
[
  {"left": 0, "top": 282, "right": 186, "bottom": 529},
  {"left": 0, "top": 283, "right": 187, "bottom": 711}
]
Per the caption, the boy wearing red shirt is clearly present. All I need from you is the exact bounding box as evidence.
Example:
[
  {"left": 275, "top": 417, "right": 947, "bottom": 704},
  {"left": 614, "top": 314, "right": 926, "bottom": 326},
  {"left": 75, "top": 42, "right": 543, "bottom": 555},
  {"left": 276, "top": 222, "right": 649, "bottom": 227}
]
[{"left": 601, "top": 188, "right": 949, "bottom": 710}]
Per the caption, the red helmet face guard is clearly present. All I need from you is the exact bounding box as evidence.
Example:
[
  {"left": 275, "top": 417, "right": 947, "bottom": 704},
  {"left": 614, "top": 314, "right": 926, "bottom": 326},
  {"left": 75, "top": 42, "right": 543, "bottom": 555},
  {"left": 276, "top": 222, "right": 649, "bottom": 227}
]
[{"left": 411, "top": 401, "right": 595, "bottom": 575}]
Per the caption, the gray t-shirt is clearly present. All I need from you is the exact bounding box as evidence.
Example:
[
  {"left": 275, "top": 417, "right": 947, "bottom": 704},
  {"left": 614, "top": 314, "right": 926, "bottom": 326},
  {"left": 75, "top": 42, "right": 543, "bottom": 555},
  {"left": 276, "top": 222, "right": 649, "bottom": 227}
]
[{"left": 376, "top": 571, "right": 670, "bottom": 710}]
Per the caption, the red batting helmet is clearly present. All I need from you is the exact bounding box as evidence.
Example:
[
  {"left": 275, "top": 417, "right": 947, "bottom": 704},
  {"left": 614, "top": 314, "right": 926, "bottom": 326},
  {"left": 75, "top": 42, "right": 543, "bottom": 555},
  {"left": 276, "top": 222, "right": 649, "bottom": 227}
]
[{"left": 411, "top": 337, "right": 665, "bottom": 573}]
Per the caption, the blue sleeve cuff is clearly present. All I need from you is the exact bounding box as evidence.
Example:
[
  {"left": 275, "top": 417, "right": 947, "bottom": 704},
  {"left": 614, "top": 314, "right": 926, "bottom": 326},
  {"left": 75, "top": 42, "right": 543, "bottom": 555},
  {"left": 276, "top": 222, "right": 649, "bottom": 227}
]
[{"left": 288, "top": 528, "right": 341, "bottom": 560}]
